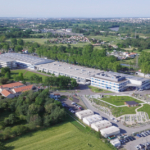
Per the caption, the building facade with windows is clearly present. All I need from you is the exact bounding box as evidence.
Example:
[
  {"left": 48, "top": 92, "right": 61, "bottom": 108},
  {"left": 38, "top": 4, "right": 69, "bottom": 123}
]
[
  {"left": 91, "top": 72, "right": 128, "bottom": 92},
  {"left": 91, "top": 72, "right": 150, "bottom": 92}
]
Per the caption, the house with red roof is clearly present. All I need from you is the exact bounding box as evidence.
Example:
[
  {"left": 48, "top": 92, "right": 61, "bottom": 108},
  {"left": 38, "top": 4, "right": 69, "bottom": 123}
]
[
  {"left": 12, "top": 85, "right": 34, "bottom": 96},
  {"left": 1, "top": 89, "right": 15, "bottom": 98},
  {"left": 0, "top": 82, "right": 24, "bottom": 92}
]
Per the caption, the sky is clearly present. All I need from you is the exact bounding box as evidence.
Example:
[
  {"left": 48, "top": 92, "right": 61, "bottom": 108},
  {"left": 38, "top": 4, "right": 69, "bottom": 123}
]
[{"left": 0, "top": 0, "right": 150, "bottom": 18}]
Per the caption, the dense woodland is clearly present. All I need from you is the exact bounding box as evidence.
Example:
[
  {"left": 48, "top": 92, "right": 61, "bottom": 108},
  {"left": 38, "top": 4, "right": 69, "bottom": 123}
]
[
  {"left": 117, "top": 38, "right": 150, "bottom": 51},
  {"left": 139, "top": 52, "right": 150, "bottom": 74},
  {"left": 0, "top": 90, "right": 66, "bottom": 140}
]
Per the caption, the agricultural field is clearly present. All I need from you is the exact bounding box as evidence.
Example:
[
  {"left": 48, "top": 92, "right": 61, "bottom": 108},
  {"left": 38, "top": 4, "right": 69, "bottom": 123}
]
[
  {"left": 88, "top": 86, "right": 113, "bottom": 93},
  {"left": 101, "top": 95, "right": 142, "bottom": 106},
  {"left": 5, "top": 122, "right": 112, "bottom": 150},
  {"left": 11, "top": 69, "right": 47, "bottom": 81},
  {"left": 143, "top": 49, "right": 150, "bottom": 52},
  {"left": 87, "top": 35, "right": 122, "bottom": 44}
]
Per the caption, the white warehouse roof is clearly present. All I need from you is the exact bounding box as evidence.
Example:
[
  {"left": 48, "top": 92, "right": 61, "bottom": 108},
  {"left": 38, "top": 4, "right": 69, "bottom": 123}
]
[
  {"left": 100, "top": 126, "right": 120, "bottom": 138},
  {"left": 36, "top": 62, "right": 101, "bottom": 80},
  {"left": 91, "top": 120, "right": 112, "bottom": 132},
  {"left": 75, "top": 109, "right": 94, "bottom": 120},
  {"left": 1, "top": 53, "right": 54, "bottom": 65},
  {"left": 0, "top": 55, "right": 15, "bottom": 63},
  {"left": 83, "top": 114, "right": 102, "bottom": 126}
]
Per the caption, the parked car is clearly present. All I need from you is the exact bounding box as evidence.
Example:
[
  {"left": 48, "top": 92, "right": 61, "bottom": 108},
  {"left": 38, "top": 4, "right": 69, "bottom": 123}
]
[
  {"left": 71, "top": 110, "right": 75, "bottom": 114},
  {"left": 135, "top": 145, "right": 140, "bottom": 150},
  {"left": 136, "top": 134, "right": 141, "bottom": 138},
  {"left": 71, "top": 102, "right": 76, "bottom": 105}
]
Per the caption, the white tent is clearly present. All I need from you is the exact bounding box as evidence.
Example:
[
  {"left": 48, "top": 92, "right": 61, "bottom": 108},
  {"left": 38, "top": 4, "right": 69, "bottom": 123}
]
[
  {"left": 110, "top": 138, "right": 121, "bottom": 147},
  {"left": 100, "top": 126, "right": 120, "bottom": 138},
  {"left": 83, "top": 114, "right": 102, "bottom": 126},
  {"left": 75, "top": 109, "right": 94, "bottom": 120},
  {"left": 91, "top": 120, "right": 112, "bottom": 132}
]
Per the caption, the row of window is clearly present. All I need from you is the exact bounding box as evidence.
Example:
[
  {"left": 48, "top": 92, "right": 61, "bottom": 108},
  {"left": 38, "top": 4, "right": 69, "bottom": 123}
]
[
  {"left": 91, "top": 83, "right": 119, "bottom": 91},
  {"left": 92, "top": 81, "right": 120, "bottom": 87}
]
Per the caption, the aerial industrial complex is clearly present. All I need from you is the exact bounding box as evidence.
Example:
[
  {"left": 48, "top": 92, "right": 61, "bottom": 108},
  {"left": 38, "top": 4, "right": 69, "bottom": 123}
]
[{"left": 0, "top": 53, "right": 150, "bottom": 93}]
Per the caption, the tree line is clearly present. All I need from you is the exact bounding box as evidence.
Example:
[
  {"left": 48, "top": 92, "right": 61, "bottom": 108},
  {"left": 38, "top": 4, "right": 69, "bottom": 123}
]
[
  {"left": 117, "top": 38, "right": 150, "bottom": 51},
  {"left": 0, "top": 89, "right": 66, "bottom": 141}
]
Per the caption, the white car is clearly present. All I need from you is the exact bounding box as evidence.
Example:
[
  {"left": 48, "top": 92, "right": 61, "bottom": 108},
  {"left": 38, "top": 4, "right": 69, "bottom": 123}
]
[
  {"left": 114, "top": 119, "right": 118, "bottom": 122},
  {"left": 71, "top": 110, "right": 75, "bottom": 114},
  {"left": 71, "top": 102, "right": 76, "bottom": 105}
]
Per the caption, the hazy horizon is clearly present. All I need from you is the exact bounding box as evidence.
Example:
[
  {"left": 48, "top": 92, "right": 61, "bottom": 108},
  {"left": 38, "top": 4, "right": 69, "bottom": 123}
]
[{"left": 1, "top": 0, "right": 150, "bottom": 18}]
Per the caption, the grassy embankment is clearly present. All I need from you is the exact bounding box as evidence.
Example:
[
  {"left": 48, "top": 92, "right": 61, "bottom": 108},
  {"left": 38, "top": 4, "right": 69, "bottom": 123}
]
[
  {"left": 88, "top": 85, "right": 113, "bottom": 93},
  {"left": 5, "top": 116, "right": 112, "bottom": 150},
  {"left": 138, "top": 104, "right": 150, "bottom": 117},
  {"left": 11, "top": 69, "right": 47, "bottom": 81},
  {"left": 93, "top": 98, "right": 139, "bottom": 117}
]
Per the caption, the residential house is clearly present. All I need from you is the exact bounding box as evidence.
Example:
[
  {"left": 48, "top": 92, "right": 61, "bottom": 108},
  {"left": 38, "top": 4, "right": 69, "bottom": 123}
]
[
  {"left": 0, "top": 82, "right": 24, "bottom": 92},
  {"left": 12, "top": 85, "right": 34, "bottom": 96},
  {"left": 1, "top": 89, "right": 15, "bottom": 98}
]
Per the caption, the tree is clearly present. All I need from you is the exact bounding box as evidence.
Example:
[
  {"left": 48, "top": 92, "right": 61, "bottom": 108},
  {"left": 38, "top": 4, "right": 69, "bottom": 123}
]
[
  {"left": 2, "top": 44, "right": 9, "bottom": 51},
  {"left": 0, "top": 142, "right": 6, "bottom": 150},
  {"left": 27, "top": 114, "right": 42, "bottom": 126},
  {"left": 15, "top": 45, "right": 23, "bottom": 52},
  {"left": 1, "top": 67, "right": 10, "bottom": 75},
  {"left": 19, "top": 72, "right": 24, "bottom": 80},
  {"left": 17, "top": 39, "right": 24, "bottom": 46},
  {"left": 8, "top": 114, "right": 16, "bottom": 124},
  {"left": 5, "top": 72, "right": 10, "bottom": 79},
  {"left": 28, "top": 103, "right": 40, "bottom": 114},
  {"left": 11, "top": 38, "right": 17, "bottom": 46},
  {"left": 0, "top": 78, "right": 9, "bottom": 84},
  {"left": 28, "top": 47, "right": 35, "bottom": 53}
]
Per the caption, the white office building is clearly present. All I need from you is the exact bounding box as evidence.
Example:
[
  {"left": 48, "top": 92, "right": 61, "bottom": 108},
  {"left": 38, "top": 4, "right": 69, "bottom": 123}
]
[
  {"left": 82, "top": 114, "right": 102, "bottom": 126},
  {"left": 91, "top": 120, "right": 112, "bottom": 132},
  {"left": 91, "top": 71, "right": 150, "bottom": 92}
]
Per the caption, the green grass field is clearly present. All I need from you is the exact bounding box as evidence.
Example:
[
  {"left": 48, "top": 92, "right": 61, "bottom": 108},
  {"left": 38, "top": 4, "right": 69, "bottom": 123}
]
[
  {"left": 11, "top": 69, "right": 47, "bottom": 81},
  {"left": 5, "top": 122, "right": 112, "bottom": 150},
  {"left": 143, "top": 49, "right": 150, "bottom": 52},
  {"left": 88, "top": 86, "right": 113, "bottom": 93},
  {"left": 101, "top": 96, "right": 142, "bottom": 106},
  {"left": 87, "top": 35, "right": 121, "bottom": 44},
  {"left": 138, "top": 104, "right": 150, "bottom": 117}
]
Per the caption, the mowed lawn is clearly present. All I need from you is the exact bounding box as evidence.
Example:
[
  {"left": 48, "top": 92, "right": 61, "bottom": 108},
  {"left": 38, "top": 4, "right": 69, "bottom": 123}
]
[
  {"left": 138, "top": 104, "right": 150, "bottom": 117},
  {"left": 11, "top": 69, "right": 47, "bottom": 81},
  {"left": 101, "top": 96, "right": 142, "bottom": 106},
  {"left": 5, "top": 122, "right": 111, "bottom": 150},
  {"left": 88, "top": 86, "right": 113, "bottom": 93}
]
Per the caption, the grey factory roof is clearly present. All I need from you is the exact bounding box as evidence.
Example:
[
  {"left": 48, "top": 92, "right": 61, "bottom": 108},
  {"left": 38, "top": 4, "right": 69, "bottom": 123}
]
[
  {"left": 36, "top": 62, "right": 101, "bottom": 79},
  {"left": 0, "top": 53, "right": 54, "bottom": 65},
  {"left": 0, "top": 55, "right": 15, "bottom": 63},
  {"left": 93, "top": 71, "right": 150, "bottom": 83}
]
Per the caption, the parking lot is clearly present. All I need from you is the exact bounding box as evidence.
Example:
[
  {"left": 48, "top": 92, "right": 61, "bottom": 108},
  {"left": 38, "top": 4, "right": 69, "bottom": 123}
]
[
  {"left": 52, "top": 94, "right": 85, "bottom": 114},
  {"left": 125, "top": 131, "right": 150, "bottom": 150}
]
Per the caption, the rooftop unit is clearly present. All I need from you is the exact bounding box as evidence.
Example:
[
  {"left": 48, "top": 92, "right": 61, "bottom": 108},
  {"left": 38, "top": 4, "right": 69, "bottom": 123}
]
[
  {"left": 75, "top": 109, "right": 94, "bottom": 120},
  {"left": 83, "top": 114, "right": 103, "bottom": 126},
  {"left": 91, "top": 120, "right": 112, "bottom": 131}
]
